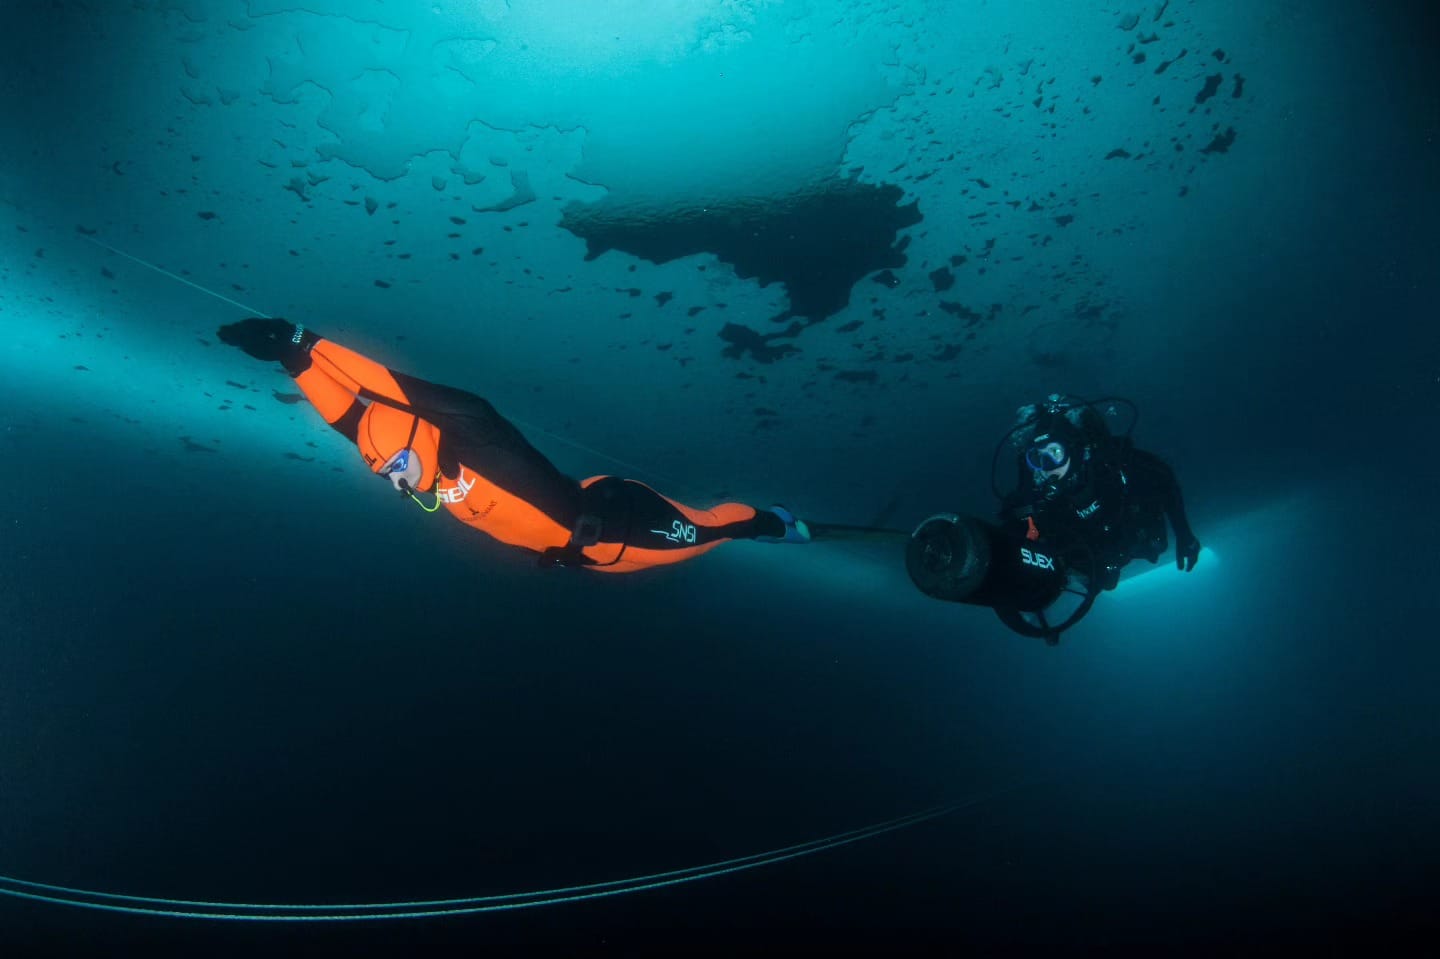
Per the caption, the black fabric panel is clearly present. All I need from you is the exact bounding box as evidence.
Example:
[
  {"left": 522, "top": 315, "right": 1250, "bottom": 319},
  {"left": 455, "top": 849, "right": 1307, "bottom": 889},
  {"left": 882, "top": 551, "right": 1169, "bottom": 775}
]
[
  {"left": 1128, "top": 448, "right": 1195, "bottom": 541},
  {"left": 585, "top": 479, "right": 768, "bottom": 551},
  {"left": 330, "top": 400, "right": 363, "bottom": 444},
  {"left": 364, "top": 371, "right": 584, "bottom": 529}
]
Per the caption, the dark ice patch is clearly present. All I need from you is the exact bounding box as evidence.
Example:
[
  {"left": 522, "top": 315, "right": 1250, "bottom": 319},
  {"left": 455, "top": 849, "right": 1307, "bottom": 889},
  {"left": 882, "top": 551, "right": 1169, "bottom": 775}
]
[
  {"left": 181, "top": 436, "right": 217, "bottom": 453},
  {"left": 929, "top": 267, "right": 955, "bottom": 292},
  {"left": 1154, "top": 49, "right": 1187, "bottom": 75},
  {"left": 560, "top": 175, "right": 921, "bottom": 339},
  {"left": 939, "top": 301, "right": 982, "bottom": 324},
  {"left": 872, "top": 269, "right": 900, "bottom": 288},
  {"left": 835, "top": 370, "right": 878, "bottom": 384},
  {"left": 719, "top": 322, "right": 800, "bottom": 364},
  {"left": 1072, "top": 299, "right": 1111, "bottom": 326},
  {"left": 1200, "top": 127, "right": 1237, "bottom": 154},
  {"left": 1232, "top": 75, "right": 1246, "bottom": 98},
  {"left": 655, "top": 291, "right": 674, "bottom": 307},
  {"left": 473, "top": 170, "right": 536, "bottom": 214},
  {"left": 1196, "top": 74, "right": 1222, "bottom": 104},
  {"left": 1106, "top": 148, "right": 1132, "bottom": 159},
  {"left": 940, "top": 301, "right": 1002, "bottom": 328}
]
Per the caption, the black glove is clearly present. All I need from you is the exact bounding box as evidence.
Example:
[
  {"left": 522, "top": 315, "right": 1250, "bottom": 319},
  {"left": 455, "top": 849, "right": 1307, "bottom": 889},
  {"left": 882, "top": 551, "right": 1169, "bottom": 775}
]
[
  {"left": 217, "top": 317, "right": 317, "bottom": 373},
  {"left": 1176, "top": 536, "right": 1201, "bottom": 572}
]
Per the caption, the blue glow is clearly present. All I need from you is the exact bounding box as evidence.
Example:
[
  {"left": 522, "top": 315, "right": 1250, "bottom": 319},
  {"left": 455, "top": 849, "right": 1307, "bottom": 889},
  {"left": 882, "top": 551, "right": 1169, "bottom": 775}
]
[{"left": 1111, "top": 547, "right": 1220, "bottom": 599}]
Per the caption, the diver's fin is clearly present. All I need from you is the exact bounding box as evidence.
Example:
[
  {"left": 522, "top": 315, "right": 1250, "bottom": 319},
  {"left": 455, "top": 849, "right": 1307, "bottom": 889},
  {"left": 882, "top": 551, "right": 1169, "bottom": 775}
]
[{"left": 757, "top": 505, "right": 812, "bottom": 544}]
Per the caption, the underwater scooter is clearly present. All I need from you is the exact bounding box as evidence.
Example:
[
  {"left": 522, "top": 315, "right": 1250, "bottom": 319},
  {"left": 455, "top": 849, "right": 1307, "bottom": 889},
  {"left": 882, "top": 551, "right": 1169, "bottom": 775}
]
[
  {"left": 812, "top": 513, "right": 1098, "bottom": 645},
  {"left": 903, "top": 513, "right": 1098, "bottom": 645}
]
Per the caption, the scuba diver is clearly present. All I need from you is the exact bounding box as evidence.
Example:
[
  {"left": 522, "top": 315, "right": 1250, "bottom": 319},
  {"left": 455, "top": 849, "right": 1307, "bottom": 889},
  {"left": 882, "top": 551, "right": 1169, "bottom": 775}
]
[
  {"left": 999, "top": 393, "right": 1201, "bottom": 591},
  {"left": 905, "top": 394, "right": 1201, "bottom": 644},
  {"left": 217, "top": 317, "right": 811, "bottom": 572}
]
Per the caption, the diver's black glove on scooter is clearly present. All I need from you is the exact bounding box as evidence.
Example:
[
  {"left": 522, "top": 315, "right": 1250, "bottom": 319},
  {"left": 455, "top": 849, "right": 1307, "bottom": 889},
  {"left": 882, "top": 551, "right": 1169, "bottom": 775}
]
[
  {"left": 217, "top": 317, "right": 319, "bottom": 375},
  {"left": 1176, "top": 536, "right": 1201, "bottom": 572}
]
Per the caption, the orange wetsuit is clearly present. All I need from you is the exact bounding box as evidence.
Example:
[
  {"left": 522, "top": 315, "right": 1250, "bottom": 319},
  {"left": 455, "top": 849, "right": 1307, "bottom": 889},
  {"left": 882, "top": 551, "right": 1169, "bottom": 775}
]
[{"left": 288, "top": 337, "right": 783, "bottom": 572}]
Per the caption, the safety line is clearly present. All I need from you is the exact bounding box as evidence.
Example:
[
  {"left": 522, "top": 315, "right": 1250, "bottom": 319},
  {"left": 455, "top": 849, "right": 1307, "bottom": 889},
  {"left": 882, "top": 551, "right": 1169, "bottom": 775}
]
[
  {"left": 80, "top": 233, "right": 684, "bottom": 489},
  {"left": 82, "top": 235, "right": 273, "bottom": 318},
  {"left": 0, "top": 785, "right": 1025, "bottom": 921}
]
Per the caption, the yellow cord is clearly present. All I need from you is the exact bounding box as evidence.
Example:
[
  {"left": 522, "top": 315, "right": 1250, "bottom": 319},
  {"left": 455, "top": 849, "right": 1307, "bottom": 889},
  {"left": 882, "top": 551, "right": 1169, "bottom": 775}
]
[{"left": 405, "top": 474, "right": 443, "bottom": 513}]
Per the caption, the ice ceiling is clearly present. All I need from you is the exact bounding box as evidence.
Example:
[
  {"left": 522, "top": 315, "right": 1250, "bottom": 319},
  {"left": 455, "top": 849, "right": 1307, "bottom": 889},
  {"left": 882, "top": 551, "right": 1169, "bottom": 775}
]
[
  {"left": 1, "top": 0, "right": 1307, "bottom": 517},
  {"left": 253, "top": 0, "right": 897, "bottom": 202}
]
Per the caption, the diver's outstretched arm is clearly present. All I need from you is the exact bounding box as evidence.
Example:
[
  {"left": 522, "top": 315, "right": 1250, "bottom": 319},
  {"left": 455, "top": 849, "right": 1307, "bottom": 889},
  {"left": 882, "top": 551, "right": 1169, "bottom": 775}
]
[
  {"left": 219, "top": 317, "right": 457, "bottom": 447},
  {"left": 1130, "top": 448, "right": 1200, "bottom": 570}
]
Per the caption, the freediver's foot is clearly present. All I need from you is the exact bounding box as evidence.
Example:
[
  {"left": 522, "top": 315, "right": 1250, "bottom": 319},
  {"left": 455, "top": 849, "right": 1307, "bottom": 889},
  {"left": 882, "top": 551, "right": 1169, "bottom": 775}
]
[{"left": 758, "top": 505, "right": 812, "bottom": 544}]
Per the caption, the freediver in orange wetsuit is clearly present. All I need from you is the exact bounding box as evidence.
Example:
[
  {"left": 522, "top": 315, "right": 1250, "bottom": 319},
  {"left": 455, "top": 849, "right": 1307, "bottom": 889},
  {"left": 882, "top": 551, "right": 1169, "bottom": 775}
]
[{"left": 218, "top": 318, "right": 810, "bottom": 572}]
